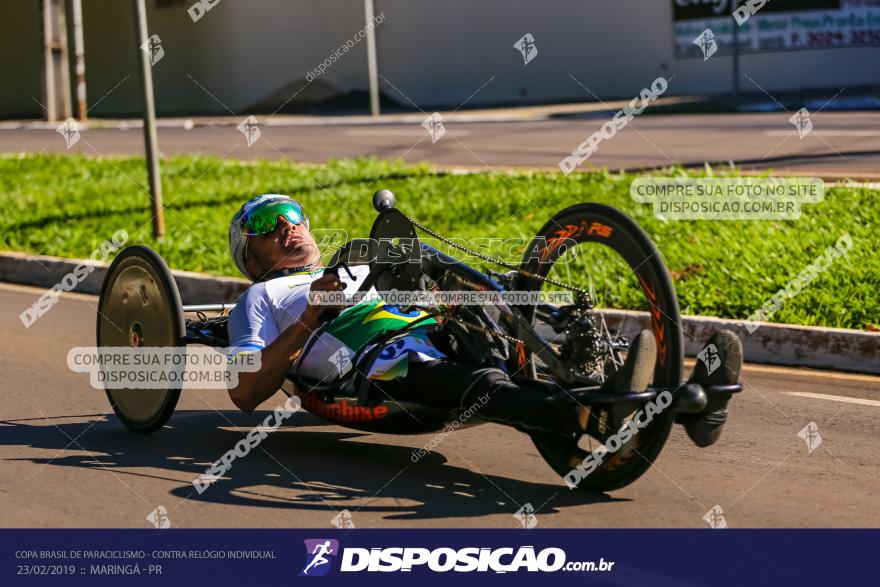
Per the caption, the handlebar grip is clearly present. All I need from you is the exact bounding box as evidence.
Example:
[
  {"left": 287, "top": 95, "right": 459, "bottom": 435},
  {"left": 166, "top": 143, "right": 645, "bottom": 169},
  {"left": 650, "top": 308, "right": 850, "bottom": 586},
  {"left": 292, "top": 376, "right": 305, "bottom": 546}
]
[{"left": 317, "top": 262, "right": 353, "bottom": 322}]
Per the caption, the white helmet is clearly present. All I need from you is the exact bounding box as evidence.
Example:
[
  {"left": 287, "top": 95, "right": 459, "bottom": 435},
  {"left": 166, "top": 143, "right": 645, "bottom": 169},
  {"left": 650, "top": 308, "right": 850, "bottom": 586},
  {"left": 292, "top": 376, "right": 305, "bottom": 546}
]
[{"left": 229, "top": 194, "right": 308, "bottom": 279}]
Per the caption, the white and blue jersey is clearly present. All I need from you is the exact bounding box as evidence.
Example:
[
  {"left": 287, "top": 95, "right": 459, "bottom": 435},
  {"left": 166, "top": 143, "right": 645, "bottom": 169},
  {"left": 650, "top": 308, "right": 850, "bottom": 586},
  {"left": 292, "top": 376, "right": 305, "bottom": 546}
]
[{"left": 227, "top": 265, "right": 444, "bottom": 385}]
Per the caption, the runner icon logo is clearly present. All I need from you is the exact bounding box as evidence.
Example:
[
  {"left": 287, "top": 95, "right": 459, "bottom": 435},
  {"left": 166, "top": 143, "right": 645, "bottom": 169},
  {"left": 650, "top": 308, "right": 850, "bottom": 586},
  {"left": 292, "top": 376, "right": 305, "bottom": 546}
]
[
  {"left": 513, "top": 503, "right": 538, "bottom": 529},
  {"left": 237, "top": 115, "right": 262, "bottom": 147},
  {"left": 331, "top": 509, "right": 356, "bottom": 529},
  {"left": 422, "top": 112, "right": 446, "bottom": 143},
  {"left": 140, "top": 34, "right": 165, "bottom": 66},
  {"left": 697, "top": 343, "right": 721, "bottom": 375},
  {"left": 514, "top": 33, "right": 538, "bottom": 65},
  {"left": 703, "top": 505, "right": 728, "bottom": 529},
  {"left": 56, "top": 118, "right": 80, "bottom": 149},
  {"left": 300, "top": 539, "right": 340, "bottom": 577},
  {"left": 798, "top": 421, "right": 822, "bottom": 454},
  {"left": 146, "top": 505, "right": 171, "bottom": 529},
  {"left": 693, "top": 29, "right": 717, "bottom": 61},
  {"left": 789, "top": 108, "right": 814, "bottom": 139}
]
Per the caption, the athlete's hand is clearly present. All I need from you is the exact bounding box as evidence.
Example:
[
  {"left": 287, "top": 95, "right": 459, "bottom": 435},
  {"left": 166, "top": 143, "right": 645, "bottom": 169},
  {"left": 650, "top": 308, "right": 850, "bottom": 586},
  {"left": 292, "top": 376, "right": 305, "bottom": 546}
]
[{"left": 304, "top": 274, "right": 347, "bottom": 323}]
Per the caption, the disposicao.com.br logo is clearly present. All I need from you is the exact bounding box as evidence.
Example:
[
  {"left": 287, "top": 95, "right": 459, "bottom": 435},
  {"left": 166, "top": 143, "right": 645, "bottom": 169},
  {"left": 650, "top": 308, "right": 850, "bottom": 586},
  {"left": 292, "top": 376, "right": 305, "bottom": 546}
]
[{"left": 300, "top": 541, "right": 614, "bottom": 574}]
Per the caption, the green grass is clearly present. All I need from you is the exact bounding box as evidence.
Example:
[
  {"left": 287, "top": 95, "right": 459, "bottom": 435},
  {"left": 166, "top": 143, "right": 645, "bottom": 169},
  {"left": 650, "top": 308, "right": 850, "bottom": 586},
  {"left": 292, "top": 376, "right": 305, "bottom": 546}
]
[{"left": 0, "top": 154, "right": 876, "bottom": 330}]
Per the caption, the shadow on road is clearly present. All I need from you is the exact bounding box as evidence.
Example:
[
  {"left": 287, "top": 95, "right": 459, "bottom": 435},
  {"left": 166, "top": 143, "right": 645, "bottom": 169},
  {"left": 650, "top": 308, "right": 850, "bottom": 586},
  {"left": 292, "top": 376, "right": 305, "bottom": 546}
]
[{"left": 0, "top": 410, "right": 625, "bottom": 522}]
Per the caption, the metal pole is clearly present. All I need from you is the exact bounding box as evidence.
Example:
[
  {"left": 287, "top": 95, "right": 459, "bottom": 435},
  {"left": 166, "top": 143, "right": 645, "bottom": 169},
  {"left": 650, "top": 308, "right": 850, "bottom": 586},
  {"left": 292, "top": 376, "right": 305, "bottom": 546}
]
[
  {"left": 56, "top": 0, "right": 72, "bottom": 119},
  {"left": 133, "top": 0, "right": 164, "bottom": 239},
  {"left": 41, "top": 0, "right": 71, "bottom": 120},
  {"left": 364, "top": 0, "right": 380, "bottom": 117},
  {"left": 732, "top": 11, "right": 740, "bottom": 98},
  {"left": 71, "top": 0, "right": 87, "bottom": 121},
  {"left": 41, "top": 0, "right": 57, "bottom": 121}
]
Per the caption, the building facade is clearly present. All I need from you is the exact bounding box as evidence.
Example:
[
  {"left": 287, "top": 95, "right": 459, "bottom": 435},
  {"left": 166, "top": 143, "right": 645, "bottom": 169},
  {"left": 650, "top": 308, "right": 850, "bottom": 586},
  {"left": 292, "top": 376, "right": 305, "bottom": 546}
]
[{"left": 2, "top": 0, "right": 879, "bottom": 119}]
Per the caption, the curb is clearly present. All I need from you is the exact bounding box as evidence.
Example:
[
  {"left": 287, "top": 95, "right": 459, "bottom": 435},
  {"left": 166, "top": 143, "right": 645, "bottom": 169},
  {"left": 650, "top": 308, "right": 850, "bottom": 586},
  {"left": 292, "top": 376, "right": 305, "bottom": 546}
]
[
  {"left": 0, "top": 251, "right": 249, "bottom": 305},
  {"left": 3, "top": 251, "right": 878, "bottom": 375},
  {"left": 593, "top": 310, "right": 879, "bottom": 376},
  {"left": 435, "top": 165, "right": 880, "bottom": 184}
]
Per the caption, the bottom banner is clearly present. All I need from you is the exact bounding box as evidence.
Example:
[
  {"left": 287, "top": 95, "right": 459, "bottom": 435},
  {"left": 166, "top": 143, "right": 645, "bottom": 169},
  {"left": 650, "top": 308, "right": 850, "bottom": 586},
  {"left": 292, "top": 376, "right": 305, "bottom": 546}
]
[{"left": 2, "top": 529, "right": 875, "bottom": 585}]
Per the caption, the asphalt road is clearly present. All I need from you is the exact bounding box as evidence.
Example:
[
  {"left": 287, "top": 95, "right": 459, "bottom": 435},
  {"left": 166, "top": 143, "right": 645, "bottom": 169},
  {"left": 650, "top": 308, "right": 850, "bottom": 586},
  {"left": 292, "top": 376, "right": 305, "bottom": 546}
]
[
  {"left": 2, "top": 282, "right": 879, "bottom": 528},
  {"left": 2, "top": 111, "right": 880, "bottom": 178}
]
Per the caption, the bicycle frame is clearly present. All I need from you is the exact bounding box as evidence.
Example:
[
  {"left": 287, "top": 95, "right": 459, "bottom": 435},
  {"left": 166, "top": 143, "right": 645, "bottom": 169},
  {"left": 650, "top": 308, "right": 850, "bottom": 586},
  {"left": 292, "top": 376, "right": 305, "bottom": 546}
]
[{"left": 417, "top": 242, "right": 593, "bottom": 386}]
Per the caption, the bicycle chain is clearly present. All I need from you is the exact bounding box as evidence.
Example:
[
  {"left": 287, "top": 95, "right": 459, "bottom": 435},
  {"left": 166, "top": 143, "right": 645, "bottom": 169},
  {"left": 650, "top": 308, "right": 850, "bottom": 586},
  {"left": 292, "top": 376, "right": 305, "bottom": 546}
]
[
  {"left": 408, "top": 218, "right": 594, "bottom": 305},
  {"left": 442, "top": 312, "right": 526, "bottom": 346}
]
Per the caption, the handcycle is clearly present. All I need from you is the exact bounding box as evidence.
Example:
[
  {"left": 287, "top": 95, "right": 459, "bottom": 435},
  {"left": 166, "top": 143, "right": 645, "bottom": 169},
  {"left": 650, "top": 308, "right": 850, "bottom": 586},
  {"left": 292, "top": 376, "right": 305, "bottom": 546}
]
[{"left": 96, "top": 190, "right": 741, "bottom": 492}]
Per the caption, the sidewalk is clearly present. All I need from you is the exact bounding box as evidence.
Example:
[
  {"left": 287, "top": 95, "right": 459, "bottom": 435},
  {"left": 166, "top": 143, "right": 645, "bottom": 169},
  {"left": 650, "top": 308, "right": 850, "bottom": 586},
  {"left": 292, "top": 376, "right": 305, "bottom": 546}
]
[
  {"left": 4, "top": 86, "right": 877, "bottom": 130},
  {"left": 0, "top": 96, "right": 712, "bottom": 130}
]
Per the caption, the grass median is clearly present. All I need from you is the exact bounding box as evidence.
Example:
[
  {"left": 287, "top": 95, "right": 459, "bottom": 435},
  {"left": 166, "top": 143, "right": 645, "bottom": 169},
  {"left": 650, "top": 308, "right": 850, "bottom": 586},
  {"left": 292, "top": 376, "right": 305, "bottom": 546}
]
[{"left": 0, "top": 154, "right": 876, "bottom": 331}]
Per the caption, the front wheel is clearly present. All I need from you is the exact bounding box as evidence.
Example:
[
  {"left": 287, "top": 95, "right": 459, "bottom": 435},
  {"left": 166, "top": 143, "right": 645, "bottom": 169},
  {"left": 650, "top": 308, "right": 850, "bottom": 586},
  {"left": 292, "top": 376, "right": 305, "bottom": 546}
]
[{"left": 512, "top": 203, "right": 684, "bottom": 492}]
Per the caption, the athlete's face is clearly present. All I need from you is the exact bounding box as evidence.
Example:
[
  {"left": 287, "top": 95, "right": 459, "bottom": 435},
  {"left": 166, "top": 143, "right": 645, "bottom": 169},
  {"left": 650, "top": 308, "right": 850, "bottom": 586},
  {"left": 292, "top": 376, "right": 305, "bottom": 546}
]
[{"left": 244, "top": 215, "right": 320, "bottom": 279}]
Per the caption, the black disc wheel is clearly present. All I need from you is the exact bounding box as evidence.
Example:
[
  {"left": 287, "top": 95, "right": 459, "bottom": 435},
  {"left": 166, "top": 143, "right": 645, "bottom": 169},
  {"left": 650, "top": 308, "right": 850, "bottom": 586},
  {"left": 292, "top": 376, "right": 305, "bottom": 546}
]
[
  {"left": 96, "top": 245, "right": 185, "bottom": 434},
  {"left": 512, "top": 203, "right": 683, "bottom": 492}
]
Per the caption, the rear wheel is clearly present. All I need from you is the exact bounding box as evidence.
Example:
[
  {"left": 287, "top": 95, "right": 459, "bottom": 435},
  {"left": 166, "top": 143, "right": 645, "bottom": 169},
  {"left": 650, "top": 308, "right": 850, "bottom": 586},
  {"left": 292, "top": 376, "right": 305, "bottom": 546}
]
[
  {"left": 512, "top": 203, "right": 683, "bottom": 491},
  {"left": 96, "top": 245, "right": 185, "bottom": 434}
]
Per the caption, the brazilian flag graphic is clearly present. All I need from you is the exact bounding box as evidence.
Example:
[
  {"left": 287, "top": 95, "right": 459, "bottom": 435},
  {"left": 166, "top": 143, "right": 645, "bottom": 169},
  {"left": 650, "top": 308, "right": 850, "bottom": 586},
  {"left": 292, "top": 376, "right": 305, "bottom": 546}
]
[{"left": 325, "top": 300, "right": 436, "bottom": 353}]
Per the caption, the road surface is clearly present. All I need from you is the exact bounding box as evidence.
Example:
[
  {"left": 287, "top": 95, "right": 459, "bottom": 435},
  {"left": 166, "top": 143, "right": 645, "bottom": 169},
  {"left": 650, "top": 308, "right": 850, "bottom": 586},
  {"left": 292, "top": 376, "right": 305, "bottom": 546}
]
[
  {"left": 1, "top": 282, "right": 878, "bottom": 528},
  {"left": 2, "top": 111, "right": 879, "bottom": 178}
]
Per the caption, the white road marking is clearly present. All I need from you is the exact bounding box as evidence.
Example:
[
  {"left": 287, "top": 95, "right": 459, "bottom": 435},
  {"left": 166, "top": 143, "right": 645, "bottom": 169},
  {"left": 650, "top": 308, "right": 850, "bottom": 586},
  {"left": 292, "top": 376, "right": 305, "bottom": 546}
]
[
  {"left": 763, "top": 130, "right": 880, "bottom": 137},
  {"left": 705, "top": 359, "right": 880, "bottom": 384},
  {"left": 783, "top": 391, "right": 880, "bottom": 407},
  {"left": 343, "top": 129, "right": 471, "bottom": 137},
  {"left": 0, "top": 281, "right": 99, "bottom": 302}
]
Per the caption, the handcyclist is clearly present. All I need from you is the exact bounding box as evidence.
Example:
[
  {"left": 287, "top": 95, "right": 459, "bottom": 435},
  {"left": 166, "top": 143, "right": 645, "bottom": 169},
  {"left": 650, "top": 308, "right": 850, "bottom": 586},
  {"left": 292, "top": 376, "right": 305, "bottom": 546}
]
[{"left": 225, "top": 194, "right": 737, "bottom": 446}]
